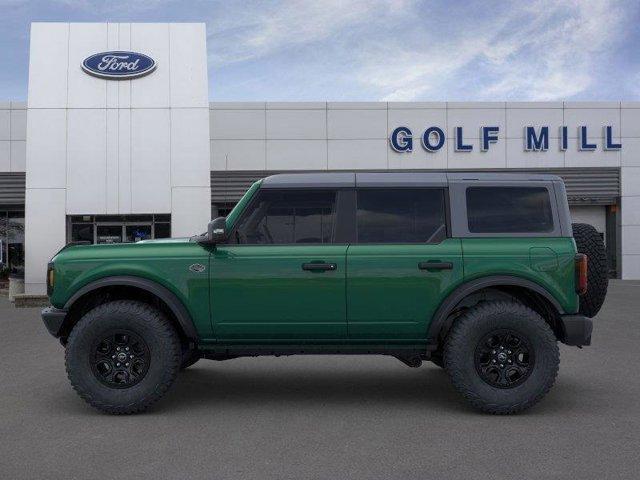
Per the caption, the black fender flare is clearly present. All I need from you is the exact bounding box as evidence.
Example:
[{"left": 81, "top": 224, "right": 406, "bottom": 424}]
[
  {"left": 64, "top": 275, "right": 198, "bottom": 340},
  {"left": 426, "top": 275, "right": 565, "bottom": 344}
]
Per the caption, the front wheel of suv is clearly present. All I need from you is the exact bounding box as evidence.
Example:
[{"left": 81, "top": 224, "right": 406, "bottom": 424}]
[
  {"left": 443, "top": 301, "right": 559, "bottom": 414},
  {"left": 65, "top": 300, "right": 181, "bottom": 414}
]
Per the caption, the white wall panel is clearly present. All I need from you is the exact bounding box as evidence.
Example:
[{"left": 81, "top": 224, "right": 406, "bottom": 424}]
[
  {"left": 564, "top": 142, "right": 620, "bottom": 168},
  {"left": 622, "top": 138, "right": 640, "bottom": 167},
  {"left": 106, "top": 23, "right": 119, "bottom": 108},
  {"left": 267, "top": 140, "right": 326, "bottom": 170},
  {"left": 171, "top": 186, "right": 210, "bottom": 237},
  {"left": 621, "top": 196, "right": 640, "bottom": 226},
  {"left": 66, "top": 109, "right": 107, "bottom": 214},
  {"left": 621, "top": 226, "right": 640, "bottom": 255},
  {"left": 564, "top": 107, "right": 620, "bottom": 138},
  {"left": 506, "top": 138, "right": 564, "bottom": 168},
  {"left": 67, "top": 23, "right": 108, "bottom": 109},
  {"left": 117, "top": 23, "right": 132, "bottom": 109},
  {"left": 28, "top": 23, "right": 68, "bottom": 108},
  {"left": 117, "top": 109, "right": 132, "bottom": 213},
  {"left": 10, "top": 109, "right": 27, "bottom": 141},
  {"left": 25, "top": 188, "right": 66, "bottom": 294},
  {"left": 105, "top": 108, "right": 119, "bottom": 213},
  {"left": 387, "top": 108, "right": 447, "bottom": 139},
  {"left": 328, "top": 140, "right": 387, "bottom": 170},
  {"left": 622, "top": 167, "right": 640, "bottom": 196},
  {"left": 211, "top": 139, "right": 265, "bottom": 170},
  {"left": 388, "top": 145, "right": 445, "bottom": 170},
  {"left": 210, "top": 109, "right": 265, "bottom": 139},
  {"left": 266, "top": 110, "right": 326, "bottom": 139},
  {"left": 0, "top": 110, "right": 9, "bottom": 140},
  {"left": 329, "top": 102, "right": 387, "bottom": 110},
  {"left": 506, "top": 109, "right": 563, "bottom": 138},
  {"left": 388, "top": 102, "right": 445, "bottom": 110},
  {"left": 11, "top": 141, "right": 26, "bottom": 172},
  {"left": 169, "top": 23, "right": 208, "bottom": 108},
  {"left": 131, "top": 23, "right": 170, "bottom": 108},
  {"left": 621, "top": 108, "right": 640, "bottom": 138},
  {"left": 447, "top": 108, "right": 506, "bottom": 141},
  {"left": 25, "top": 109, "right": 67, "bottom": 189},
  {"left": 130, "top": 108, "right": 171, "bottom": 212},
  {"left": 267, "top": 102, "right": 325, "bottom": 110},
  {"left": 446, "top": 135, "right": 506, "bottom": 169},
  {"left": 171, "top": 108, "right": 210, "bottom": 187},
  {"left": 569, "top": 206, "right": 606, "bottom": 233},
  {"left": 327, "top": 109, "right": 386, "bottom": 139},
  {"left": 0, "top": 141, "right": 9, "bottom": 171}
]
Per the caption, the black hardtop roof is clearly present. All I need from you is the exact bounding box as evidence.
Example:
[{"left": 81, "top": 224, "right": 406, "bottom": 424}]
[{"left": 261, "top": 171, "right": 563, "bottom": 188}]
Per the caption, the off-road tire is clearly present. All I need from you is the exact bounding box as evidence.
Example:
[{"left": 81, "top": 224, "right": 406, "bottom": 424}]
[
  {"left": 180, "top": 350, "right": 200, "bottom": 370},
  {"left": 444, "top": 301, "right": 559, "bottom": 414},
  {"left": 572, "top": 222, "right": 608, "bottom": 318},
  {"left": 65, "top": 300, "right": 181, "bottom": 414},
  {"left": 430, "top": 352, "right": 444, "bottom": 368}
]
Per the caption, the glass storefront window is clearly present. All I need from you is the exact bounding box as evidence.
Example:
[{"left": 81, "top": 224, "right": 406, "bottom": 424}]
[
  {"left": 154, "top": 223, "right": 171, "bottom": 239},
  {"left": 0, "top": 211, "right": 25, "bottom": 277},
  {"left": 97, "top": 225, "right": 123, "bottom": 244},
  {"left": 125, "top": 225, "right": 152, "bottom": 243},
  {"left": 71, "top": 223, "right": 93, "bottom": 242},
  {"left": 68, "top": 215, "right": 171, "bottom": 244}
]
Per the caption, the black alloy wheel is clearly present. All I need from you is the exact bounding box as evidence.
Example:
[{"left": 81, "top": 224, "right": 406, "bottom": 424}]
[
  {"left": 474, "top": 329, "right": 534, "bottom": 388},
  {"left": 91, "top": 330, "right": 150, "bottom": 388}
]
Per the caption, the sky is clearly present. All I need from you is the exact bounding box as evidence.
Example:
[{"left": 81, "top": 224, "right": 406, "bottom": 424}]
[{"left": 0, "top": 0, "right": 639, "bottom": 102}]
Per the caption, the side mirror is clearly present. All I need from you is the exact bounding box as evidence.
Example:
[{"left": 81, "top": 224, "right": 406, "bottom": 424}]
[{"left": 206, "top": 217, "right": 227, "bottom": 244}]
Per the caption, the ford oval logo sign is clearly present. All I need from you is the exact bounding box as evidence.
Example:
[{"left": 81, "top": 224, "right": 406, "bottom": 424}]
[{"left": 82, "top": 51, "right": 156, "bottom": 80}]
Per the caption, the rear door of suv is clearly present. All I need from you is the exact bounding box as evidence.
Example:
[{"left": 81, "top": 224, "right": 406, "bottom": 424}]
[{"left": 346, "top": 175, "right": 463, "bottom": 341}]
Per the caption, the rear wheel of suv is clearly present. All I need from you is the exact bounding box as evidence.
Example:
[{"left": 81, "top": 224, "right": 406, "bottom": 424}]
[
  {"left": 444, "top": 301, "right": 559, "bottom": 414},
  {"left": 572, "top": 222, "right": 608, "bottom": 318},
  {"left": 180, "top": 349, "right": 200, "bottom": 370},
  {"left": 65, "top": 300, "right": 181, "bottom": 414}
]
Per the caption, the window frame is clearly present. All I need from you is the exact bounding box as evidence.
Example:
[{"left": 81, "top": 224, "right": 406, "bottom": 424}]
[
  {"left": 353, "top": 187, "right": 450, "bottom": 245},
  {"left": 226, "top": 188, "right": 344, "bottom": 246}
]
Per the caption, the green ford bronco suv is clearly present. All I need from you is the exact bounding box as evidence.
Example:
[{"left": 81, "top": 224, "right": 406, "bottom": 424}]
[{"left": 42, "top": 172, "right": 607, "bottom": 415}]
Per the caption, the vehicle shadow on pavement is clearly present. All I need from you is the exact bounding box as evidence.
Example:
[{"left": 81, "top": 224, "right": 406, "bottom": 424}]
[
  {"left": 157, "top": 361, "right": 582, "bottom": 416},
  {"left": 159, "top": 364, "right": 470, "bottom": 413},
  {"left": 46, "top": 361, "right": 589, "bottom": 416}
]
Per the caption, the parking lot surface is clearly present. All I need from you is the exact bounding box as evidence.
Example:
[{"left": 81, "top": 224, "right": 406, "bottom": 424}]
[{"left": 1, "top": 281, "right": 640, "bottom": 479}]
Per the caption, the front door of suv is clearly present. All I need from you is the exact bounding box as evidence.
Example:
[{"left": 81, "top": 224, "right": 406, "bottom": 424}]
[
  {"left": 346, "top": 188, "right": 463, "bottom": 341},
  {"left": 211, "top": 189, "right": 348, "bottom": 341}
]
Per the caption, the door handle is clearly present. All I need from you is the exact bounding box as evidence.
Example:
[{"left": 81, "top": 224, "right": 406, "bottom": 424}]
[
  {"left": 302, "top": 262, "right": 337, "bottom": 272},
  {"left": 418, "top": 261, "right": 453, "bottom": 271}
]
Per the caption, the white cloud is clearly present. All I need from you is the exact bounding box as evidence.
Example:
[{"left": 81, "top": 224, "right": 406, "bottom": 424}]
[
  {"left": 208, "top": 0, "right": 412, "bottom": 66},
  {"left": 358, "top": 0, "right": 627, "bottom": 101}
]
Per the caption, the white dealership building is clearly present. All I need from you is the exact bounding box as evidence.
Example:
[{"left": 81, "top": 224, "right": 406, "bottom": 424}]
[{"left": 1, "top": 22, "right": 639, "bottom": 293}]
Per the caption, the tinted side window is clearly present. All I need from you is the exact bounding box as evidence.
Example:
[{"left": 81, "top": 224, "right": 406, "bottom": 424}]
[
  {"left": 466, "top": 187, "right": 554, "bottom": 233},
  {"left": 356, "top": 188, "right": 447, "bottom": 243},
  {"left": 233, "top": 190, "right": 336, "bottom": 244}
]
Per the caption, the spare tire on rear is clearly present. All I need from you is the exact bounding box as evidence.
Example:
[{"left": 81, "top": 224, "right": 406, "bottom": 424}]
[{"left": 572, "top": 223, "right": 608, "bottom": 317}]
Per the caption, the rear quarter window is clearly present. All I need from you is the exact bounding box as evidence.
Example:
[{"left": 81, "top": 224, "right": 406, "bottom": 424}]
[{"left": 466, "top": 186, "right": 554, "bottom": 233}]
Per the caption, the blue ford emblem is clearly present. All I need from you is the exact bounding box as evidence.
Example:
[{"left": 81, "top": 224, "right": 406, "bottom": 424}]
[{"left": 82, "top": 51, "right": 156, "bottom": 80}]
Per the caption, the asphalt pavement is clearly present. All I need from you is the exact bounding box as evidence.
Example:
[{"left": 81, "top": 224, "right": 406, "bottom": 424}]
[{"left": 1, "top": 281, "right": 639, "bottom": 479}]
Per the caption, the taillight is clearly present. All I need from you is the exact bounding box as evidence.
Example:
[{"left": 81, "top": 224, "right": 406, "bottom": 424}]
[
  {"left": 575, "top": 254, "right": 588, "bottom": 295},
  {"left": 46, "top": 262, "right": 55, "bottom": 296}
]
